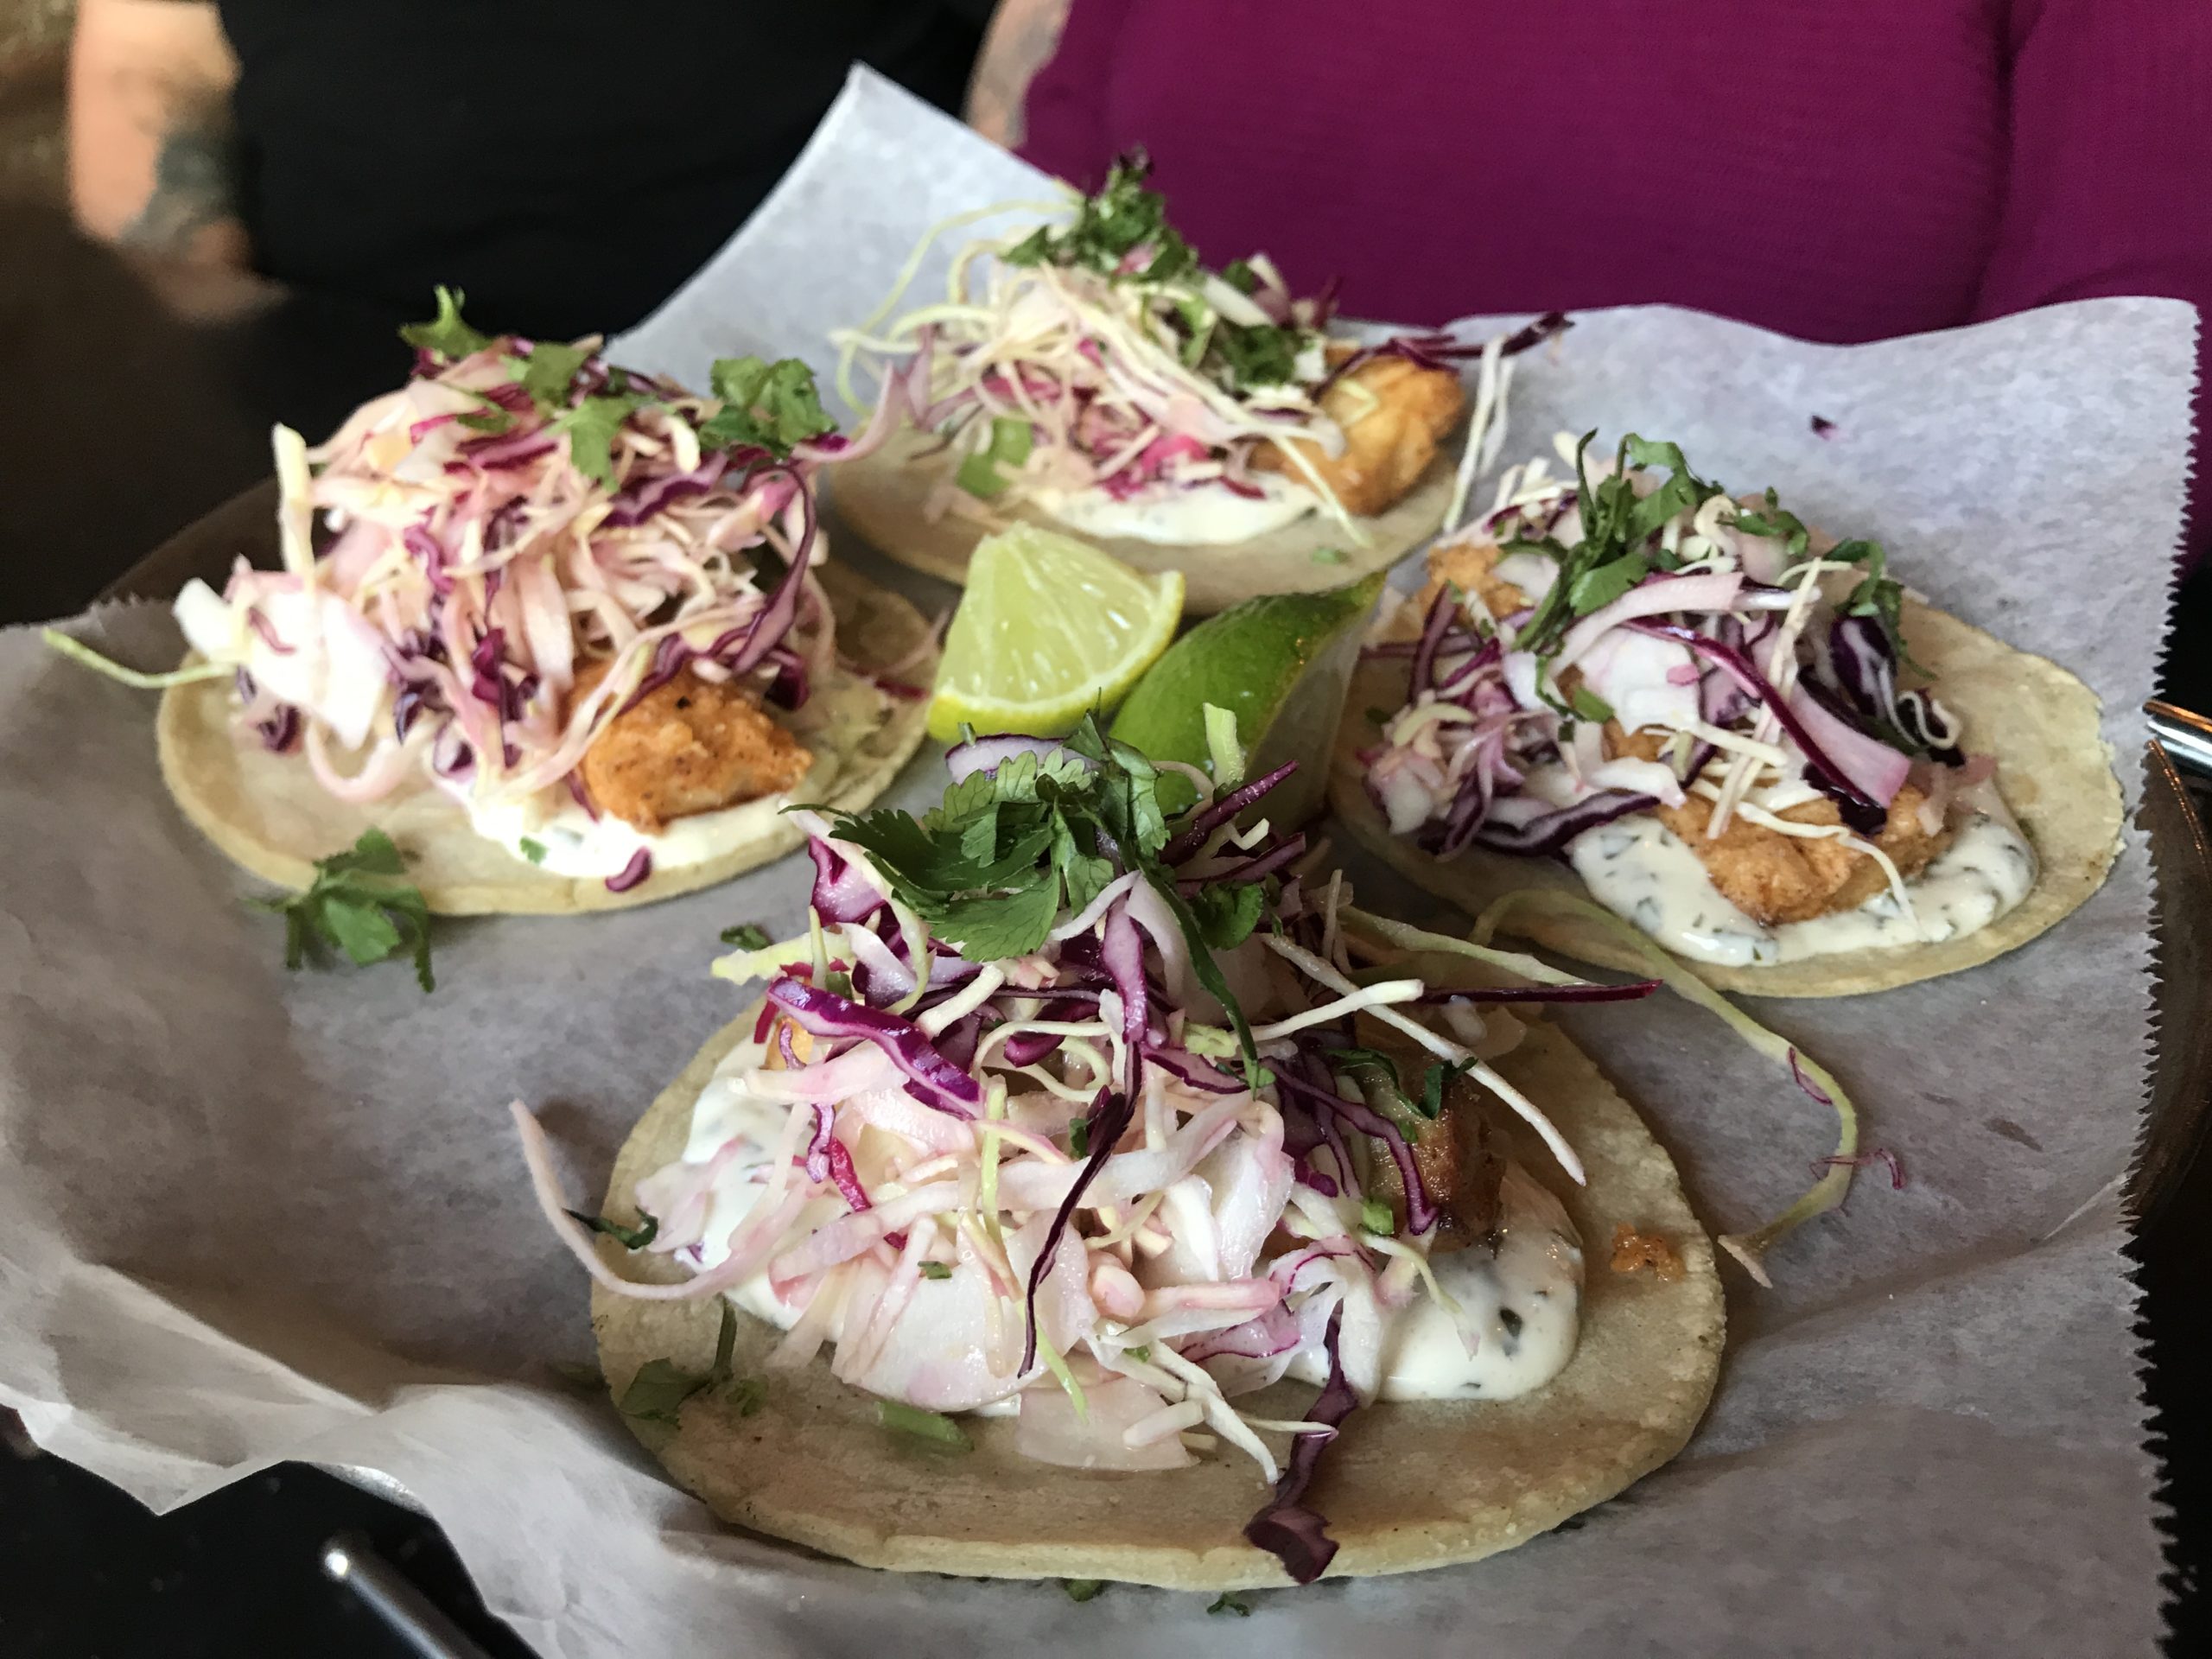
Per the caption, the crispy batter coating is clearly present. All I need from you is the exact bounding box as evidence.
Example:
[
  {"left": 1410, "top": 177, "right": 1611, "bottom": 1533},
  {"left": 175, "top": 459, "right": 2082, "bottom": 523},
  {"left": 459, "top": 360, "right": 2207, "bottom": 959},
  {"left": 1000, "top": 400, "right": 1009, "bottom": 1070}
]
[
  {"left": 1610, "top": 725, "right": 1949, "bottom": 925},
  {"left": 1250, "top": 353, "right": 1466, "bottom": 518},
  {"left": 570, "top": 659, "right": 812, "bottom": 834},
  {"left": 1346, "top": 1024, "right": 1507, "bottom": 1250},
  {"left": 1415, "top": 538, "right": 1531, "bottom": 623},
  {"left": 1610, "top": 1223, "right": 1686, "bottom": 1282}
]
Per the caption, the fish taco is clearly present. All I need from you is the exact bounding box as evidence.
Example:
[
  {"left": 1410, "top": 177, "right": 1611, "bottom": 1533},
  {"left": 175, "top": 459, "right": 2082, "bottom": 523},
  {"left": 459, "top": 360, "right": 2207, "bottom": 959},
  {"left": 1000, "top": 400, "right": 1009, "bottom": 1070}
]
[
  {"left": 825, "top": 153, "right": 1565, "bottom": 613},
  {"left": 516, "top": 728, "right": 1722, "bottom": 1587},
  {"left": 1333, "top": 434, "right": 2121, "bottom": 997},
  {"left": 135, "top": 294, "right": 936, "bottom": 913}
]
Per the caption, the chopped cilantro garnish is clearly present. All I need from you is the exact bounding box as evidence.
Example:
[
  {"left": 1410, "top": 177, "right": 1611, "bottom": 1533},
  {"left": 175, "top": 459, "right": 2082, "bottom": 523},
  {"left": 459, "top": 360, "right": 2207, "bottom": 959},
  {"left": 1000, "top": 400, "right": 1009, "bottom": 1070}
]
[
  {"left": 697, "top": 355, "right": 835, "bottom": 457},
  {"left": 616, "top": 1359, "right": 702, "bottom": 1427},
  {"left": 250, "top": 829, "right": 434, "bottom": 991},
  {"left": 956, "top": 415, "right": 1036, "bottom": 498},
  {"left": 615, "top": 1306, "right": 761, "bottom": 1427},
  {"left": 1212, "top": 319, "right": 1302, "bottom": 391},
  {"left": 918, "top": 1261, "right": 954, "bottom": 1280},
  {"left": 1003, "top": 150, "right": 1198, "bottom": 284},
  {"left": 1511, "top": 432, "right": 1723, "bottom": 662},
  {"left": 399, "top": 285, "right": 492, "bottom": 361},
  {"left": 1124, "top": 1344, "right": 1151, "bottom": 1363},
  {"left": 1063, "top": 1579, "right": 1105, "bottom": 1603},
  {"left": 513, "top": 340, "right": 591, "bottom": 408},
  {"left": 1359, "top": 1197, "right": 1395, "bottom": 1236},
  {"left": 813, "top": 715, "right": 1267, "bottom": 1086},
  {"left": 549, "top": 391, "right": 648, "bottom": 486},
  {"left": 1068, "top": 1115, "right": 1091, "bottom": 1158},
  {"left": 720, "top": 922, "right": 772, "bottom": 950},
  {"left": 518, "top": 836, "right": 548, "bottom": 865},
  {"left": 878, "top": 1400, "right": 969, "bottom": 1449},
  {"left": 565, "top": 1207, "right": 658, "bottom": 1250},
  {"left": 1190, "top": 880, "right": 1265, "bottom": 949},
  {"left": 1207, "top": 1592, "right": 1253, "bottom": 1617}
]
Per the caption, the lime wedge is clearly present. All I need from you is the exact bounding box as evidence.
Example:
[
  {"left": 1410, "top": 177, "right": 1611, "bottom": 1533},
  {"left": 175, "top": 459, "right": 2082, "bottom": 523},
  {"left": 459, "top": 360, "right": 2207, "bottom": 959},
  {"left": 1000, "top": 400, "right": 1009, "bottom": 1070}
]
[
  {"left": 927, "top": 524, "right": 1185, "bottom": 743},
  {"left": 1110, "top": 572, "right": 1385, "bottom": 824}
]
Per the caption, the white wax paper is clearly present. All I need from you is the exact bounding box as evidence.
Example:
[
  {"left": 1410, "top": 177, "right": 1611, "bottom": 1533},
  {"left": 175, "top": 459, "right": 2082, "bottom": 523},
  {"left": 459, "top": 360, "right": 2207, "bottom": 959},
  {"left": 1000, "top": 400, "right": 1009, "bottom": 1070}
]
[{"left": 0, "top": 66, "right": 2191, "bottom": 1658}]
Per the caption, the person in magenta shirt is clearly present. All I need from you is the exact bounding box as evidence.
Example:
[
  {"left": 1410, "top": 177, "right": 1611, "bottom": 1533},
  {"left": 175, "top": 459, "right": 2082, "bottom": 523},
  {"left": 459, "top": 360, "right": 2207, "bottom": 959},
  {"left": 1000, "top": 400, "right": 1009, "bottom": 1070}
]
[{"left": 989, "top": 0, "right": 2212, "bottom": 698}]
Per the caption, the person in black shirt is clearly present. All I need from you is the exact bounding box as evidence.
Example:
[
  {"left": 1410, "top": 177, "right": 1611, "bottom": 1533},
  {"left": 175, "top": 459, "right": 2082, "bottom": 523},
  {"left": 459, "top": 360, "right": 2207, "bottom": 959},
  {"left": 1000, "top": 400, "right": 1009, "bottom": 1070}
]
[{"left": 69, "top": 0, "right": 989, "bottom": 340}]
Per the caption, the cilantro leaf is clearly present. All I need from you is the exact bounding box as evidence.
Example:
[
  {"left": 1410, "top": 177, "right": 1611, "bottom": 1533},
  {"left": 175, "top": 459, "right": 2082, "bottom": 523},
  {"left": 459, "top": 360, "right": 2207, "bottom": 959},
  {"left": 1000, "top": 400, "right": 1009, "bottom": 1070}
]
[
  {"left": 1063, "top": 1580, "right": 1105, "bottom": 1603},
  {"left": 1360, "top": 1197, "right": 1395, "bottom": 1236},
  {"left": 698, "top": 355, "right": 835, "bottom": 457},
  {"left": 250, "top": 829, "right": 435, "bottom": 991},
  {"left": 566, "top": 1208, "right": 658, "bottom": 1250},
  {"left": 1005, "top": 150, "right": 1198, "bottom": 283},
  {"left": 618, "top": 1359, "right": 703, "bottom": 1427},
  {"left": 720, "top": 923, "right": 772, "bottom": 950},
  {"left": 1190, "top": 880, "right": 1265, "bottom": 950},
  {"left": 399, "top": 286, "right": 492, "bottom": 361},
  {"left": 933, "top": 880, "right": 1062, "bottom": 962},
  {"left": 518, "top": 836, "right": 548, "bottom": 865},
  {"left": 1514, "top": 431, "right": 1723, "bottom": 662},
  {"left": 918, "top": 1261, "right": 953, "bottom": 1281},
  {"left": 620, "top": 1306, "right": 761, "bottom": 1427},
  {"left": 1208, "top": 1592, "right": 1253, "bottom": 1618},
  {"left": 549, "top": 391, "right": 647, "bottom": 487},
  {"left": 513, "top": 340, "right": 591, "bottom": 408},
  {"left": 955, "top": 416, "right": 1036, "bottom": 499}
]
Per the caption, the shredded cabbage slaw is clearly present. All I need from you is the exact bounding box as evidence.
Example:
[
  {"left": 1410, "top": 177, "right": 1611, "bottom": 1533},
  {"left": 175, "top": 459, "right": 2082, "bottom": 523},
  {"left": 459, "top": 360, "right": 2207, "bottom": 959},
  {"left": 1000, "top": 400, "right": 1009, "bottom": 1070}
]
[
  {"left": 831, "top": 155, "right": 1562, "bottom": 543},
  {"left": 1363, "top": 432, "right": 1998, "bottom": 925},
  {"left": 162, "top": 305, "right": 905, "bottom": 871},
  {"left": 514, "top": 738, "right": 1628, "bottom": 1581}
]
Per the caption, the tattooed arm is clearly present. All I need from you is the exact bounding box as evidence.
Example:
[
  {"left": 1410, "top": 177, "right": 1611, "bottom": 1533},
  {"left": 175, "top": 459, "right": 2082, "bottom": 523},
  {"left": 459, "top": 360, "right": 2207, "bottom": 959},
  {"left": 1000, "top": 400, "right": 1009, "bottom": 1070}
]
[
  {"left": 965, "top": 0, "right": 1071, "bottom": 149},
  {"left": 69, "top": 0, "right": 246, "bottom": 265}
]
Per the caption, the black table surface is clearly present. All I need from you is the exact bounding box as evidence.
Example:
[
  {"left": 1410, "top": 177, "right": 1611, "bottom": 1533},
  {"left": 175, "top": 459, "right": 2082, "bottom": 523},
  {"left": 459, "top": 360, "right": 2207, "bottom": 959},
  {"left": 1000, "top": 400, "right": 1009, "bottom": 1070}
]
[{"left": 3, "top": 205, "right": 2209, "bottom": 1656}]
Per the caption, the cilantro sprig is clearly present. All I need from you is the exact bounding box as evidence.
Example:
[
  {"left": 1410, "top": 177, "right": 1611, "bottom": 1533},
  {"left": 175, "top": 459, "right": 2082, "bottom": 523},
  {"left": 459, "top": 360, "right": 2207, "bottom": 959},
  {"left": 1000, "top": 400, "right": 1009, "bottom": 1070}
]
[
  {"left": 1509, "top": 432, "right": 1725, "bottom": 663},
  {"left": 1001, "top": 153, "right": 1310, "bottom": 396},
  {"left": 251, "top": 829, "right": 434, "bottom": 991},
  {"left": 615, "top": 1305, "right": 764, "bottom": 1429},
  {"left": 1004, "top": 150, "right": 1198, "bottom": 283},
  {"left": 811, "top": 716, "right": 1267, "bottom": 1084},
  {"left": 698, "top": 355, "right": 836, "bottom": 457},
  {"left": 399, "top": 285, "right": 492, "bottom": 362}
]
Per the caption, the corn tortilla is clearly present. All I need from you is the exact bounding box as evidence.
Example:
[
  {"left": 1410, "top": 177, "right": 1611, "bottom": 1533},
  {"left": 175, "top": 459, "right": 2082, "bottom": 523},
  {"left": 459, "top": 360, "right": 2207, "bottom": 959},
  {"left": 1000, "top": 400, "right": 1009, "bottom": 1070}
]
[
  {"left": 589, "top": 1006, "right": 1723, "bottom": 1588},
  {"left": 825, "top": 426, "right": 1460, "bottom": 615},
  {"left": 156, "top": 561, "right": 934, "bottom": 914},
  {"left": 1331, "top": 596, "right": 2123, "bottom": 997}
]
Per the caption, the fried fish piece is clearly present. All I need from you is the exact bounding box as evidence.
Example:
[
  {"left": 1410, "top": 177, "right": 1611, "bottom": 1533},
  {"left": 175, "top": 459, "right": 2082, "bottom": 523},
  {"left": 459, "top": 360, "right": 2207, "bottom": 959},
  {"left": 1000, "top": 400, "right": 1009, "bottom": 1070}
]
[
  {"left": 1344, "top": 1022, "right": 1508, "bottom": 1249},
  {"left": 1251, "top": 353, "right": 1465, "bottom": 518},
  {"left": 1608, "top": 726, "right": 1948, "bottom": 925},
  {"left": 1414, "top": 537, "right": 1531, "bottom": 624},
  {"left": 570, "top": 659, "right": 812, "bottom": 834}
]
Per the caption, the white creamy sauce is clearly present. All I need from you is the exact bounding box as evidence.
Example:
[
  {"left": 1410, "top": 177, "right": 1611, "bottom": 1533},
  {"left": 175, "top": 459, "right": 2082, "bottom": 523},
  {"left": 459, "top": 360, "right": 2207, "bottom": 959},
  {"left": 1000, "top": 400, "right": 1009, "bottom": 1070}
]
[
  {"left": 1032, "top": 476, "right": 1316, "bottom": 544},
  {"left": 461, "top": 674, "right": 876, "bottom": 876},
  {"left": 1287, "top": 1166, "right": 1584, "bottom": 1402},
  {"left": 467, "top": 789, "right": 795, "bottom": 880},
  {"left": 1568, "top": 809, "right": 2037, "bottom": 968}
]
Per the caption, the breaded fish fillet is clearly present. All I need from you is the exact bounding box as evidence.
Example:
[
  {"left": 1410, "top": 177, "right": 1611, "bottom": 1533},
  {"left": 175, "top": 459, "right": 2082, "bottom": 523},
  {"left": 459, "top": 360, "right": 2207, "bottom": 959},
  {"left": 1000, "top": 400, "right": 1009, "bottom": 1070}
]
[
  {"left": 1610, "top": 726, "right": 1948, "bottom": 925},
  {"left": 571, "top": 658, "right": 811, "bottom": 833},
  {"left": 1252, "top": 353, "right": 1465, "bottom": 518},
  {"left": 1416, "top": 538, "right": 1531, "bottom": 623}
]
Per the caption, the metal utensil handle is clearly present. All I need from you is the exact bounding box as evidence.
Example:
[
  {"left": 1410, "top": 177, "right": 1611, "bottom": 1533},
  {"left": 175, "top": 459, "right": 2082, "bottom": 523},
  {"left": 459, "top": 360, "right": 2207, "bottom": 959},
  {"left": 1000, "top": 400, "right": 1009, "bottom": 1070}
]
[
  {"left": 2149, "top": 699, "right": 2212, "bottom": 780},
  {"left": 322, "top": 1532, "right": 498, "bottom": 1659}
]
